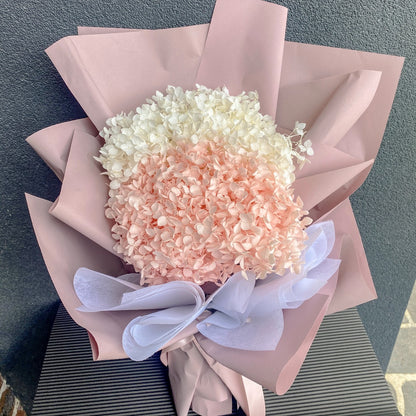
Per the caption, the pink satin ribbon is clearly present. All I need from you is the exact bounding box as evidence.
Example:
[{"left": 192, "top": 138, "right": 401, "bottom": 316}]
[{"left": 161, "top": 336, "right": 265, "bottom": 416}]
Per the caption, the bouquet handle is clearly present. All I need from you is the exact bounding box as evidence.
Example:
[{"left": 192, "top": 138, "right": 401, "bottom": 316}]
[{"left": 161, "top": 336, "right": 265, "bottom": 416}]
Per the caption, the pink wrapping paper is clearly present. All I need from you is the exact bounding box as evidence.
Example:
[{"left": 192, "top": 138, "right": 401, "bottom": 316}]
[{"left": 26, "top": 0, "right": 403, "bottom": 414}]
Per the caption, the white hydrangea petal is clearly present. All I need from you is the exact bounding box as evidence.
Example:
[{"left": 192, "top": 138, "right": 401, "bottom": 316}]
[{"left": 98, "top": 85, "right": 307, "bottom": 190}]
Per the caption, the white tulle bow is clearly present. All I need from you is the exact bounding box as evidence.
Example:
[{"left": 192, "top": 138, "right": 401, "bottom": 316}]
[{"left": 74, "top": 221, "right": 340, "bottom": 360}]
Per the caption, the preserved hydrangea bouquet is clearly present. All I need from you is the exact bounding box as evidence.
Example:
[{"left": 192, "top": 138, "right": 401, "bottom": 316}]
[
  {"left": 25, "top": 0, "right": 403, "bottom": 414},
  {"left": 100, "top": 85, "right": 312, "bottom": 285},
  {"left": 70, "top": 84, "right": 342, "bottom": 367}
]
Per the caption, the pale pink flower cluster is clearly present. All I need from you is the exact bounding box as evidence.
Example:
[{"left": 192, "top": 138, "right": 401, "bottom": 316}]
[{"left": 106, "top": 139, "right": 310, "bottom": 286}]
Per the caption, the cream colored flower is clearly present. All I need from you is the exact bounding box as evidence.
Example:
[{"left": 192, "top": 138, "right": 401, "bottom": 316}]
[{"left": 98, "top": 85, "right": 310, "bottom": 194}]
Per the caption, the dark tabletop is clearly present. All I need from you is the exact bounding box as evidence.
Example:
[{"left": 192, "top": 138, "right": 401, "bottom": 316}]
[{"left": 1, "top": 0, "right": 415, "bottom": 412}]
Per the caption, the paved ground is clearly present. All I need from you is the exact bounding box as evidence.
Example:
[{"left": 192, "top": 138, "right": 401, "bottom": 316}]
[
  {"left": 0, "top": 373, "right": 26, "bottom": 416},
  {"left": 386, "top": 280, "right": 416, "bottom": 416}
]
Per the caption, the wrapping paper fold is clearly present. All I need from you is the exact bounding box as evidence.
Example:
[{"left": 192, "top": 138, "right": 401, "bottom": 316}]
[
  {"left": 161, "top": 336, "right": 265, "bottom": 416},
  {"left": 26, "top": 0, "right": 403, "bottom": 414}
]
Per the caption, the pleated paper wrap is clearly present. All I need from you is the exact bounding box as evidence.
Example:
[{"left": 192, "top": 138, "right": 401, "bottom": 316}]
[{"left": 26, "top": 0, "right": 403, "bottom": 414}]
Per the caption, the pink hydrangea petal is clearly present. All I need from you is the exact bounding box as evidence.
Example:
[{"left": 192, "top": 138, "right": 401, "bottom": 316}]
[{"left": 106, "top": 139, "right": 309, "bottom": 286}]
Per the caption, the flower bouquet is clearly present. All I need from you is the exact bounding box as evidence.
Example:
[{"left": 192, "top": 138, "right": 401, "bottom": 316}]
[{"left": 26, "top": 0, "right": 403, "bottom": 415}]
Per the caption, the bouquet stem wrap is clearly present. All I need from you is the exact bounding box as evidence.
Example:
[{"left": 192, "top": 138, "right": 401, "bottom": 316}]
[
  {"left": 161, "top": 336, "right": 265, "bottom": 416},
  {"left": 26, "top": 0, "right": 403, "bottom": 414}
]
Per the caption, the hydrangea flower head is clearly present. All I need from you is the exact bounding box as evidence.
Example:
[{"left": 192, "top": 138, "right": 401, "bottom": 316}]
[{"left": 98, "top": 86, "right": 312, "bottom": 286}]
